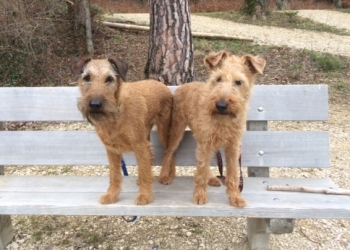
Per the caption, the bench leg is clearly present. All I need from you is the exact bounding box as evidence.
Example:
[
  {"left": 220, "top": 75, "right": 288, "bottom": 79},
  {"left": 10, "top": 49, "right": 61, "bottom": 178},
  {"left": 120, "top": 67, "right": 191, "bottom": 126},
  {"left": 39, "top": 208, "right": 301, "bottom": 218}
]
[
  {"left": 0, "top": 163, "right": 14, "bottom": 249},
  {"left": 247, "top": 218, "right": 270, "bottom": 250},
  {"left": 0, "top": 215, "right": 14, "bottom": 249}
]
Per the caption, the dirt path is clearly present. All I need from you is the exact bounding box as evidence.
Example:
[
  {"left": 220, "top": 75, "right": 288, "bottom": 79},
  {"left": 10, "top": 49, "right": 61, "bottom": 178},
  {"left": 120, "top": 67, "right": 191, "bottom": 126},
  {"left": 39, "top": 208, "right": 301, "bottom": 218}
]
[
  {"left": 297, "top": 9, "right": 350, "bottom": 31},
  {"left": 106, "top": 10, "right": 350, "bottom": 57}
]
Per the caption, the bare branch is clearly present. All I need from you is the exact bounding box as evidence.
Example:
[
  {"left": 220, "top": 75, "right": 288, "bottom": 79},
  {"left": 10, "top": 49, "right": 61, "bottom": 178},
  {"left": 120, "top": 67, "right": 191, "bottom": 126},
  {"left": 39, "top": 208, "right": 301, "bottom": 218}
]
[{"left": 64, "top": 0, "right": 74, "bottom": 6}]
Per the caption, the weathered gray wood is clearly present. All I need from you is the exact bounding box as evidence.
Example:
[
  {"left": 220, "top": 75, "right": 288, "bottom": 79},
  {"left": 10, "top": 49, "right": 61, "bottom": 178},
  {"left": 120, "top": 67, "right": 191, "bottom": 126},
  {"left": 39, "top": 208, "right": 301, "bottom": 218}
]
[
  {"left": 0, "top": 87, "right": 82, "bottom": 121},
  {"left": 248, "top": 218, "right": 295, "bottom": 250},
  {"left": 0, "top": 216, "right": 13, "bottom": 249},
  {"left": 0, "top": 122, "right": 14, "bottom": 249},
  {"left": 247, "top": 121, "right": 269, "bottom": 177},
  {"left": 247, "top": 121, "right": 270, "bottom": 249},
  {"left": 247, "top": 218, "right": 269, "bottom": 250},
  {"left": 0, "top": 85, "right": 328, "bottom": 122},
  {"left": 247, "top": 84, "right": 328, "bottom": 121},
  {"left": 0, "top": 176, "right": 348, "bottom": 218},
  {"left": 0, "top": 131, "right": 330, "bottom": 167}
]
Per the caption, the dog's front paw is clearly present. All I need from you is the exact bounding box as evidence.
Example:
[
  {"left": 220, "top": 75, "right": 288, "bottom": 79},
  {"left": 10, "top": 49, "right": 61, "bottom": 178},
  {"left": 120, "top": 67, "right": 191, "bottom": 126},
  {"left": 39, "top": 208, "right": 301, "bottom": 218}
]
[
  {"left": 208, "top": 177, "right": 221, "bottom": 186},
  {"left": 99, "top": 193, "right": 117, "bottom": 204},
  {"left": 158, "top": 175, "right": 173, "bottom": 185},
  {"left": 193, "top": 194, "right": 208, "bottom": 205},
  {"left": 135, "top": 194, "right": 152, "bottom": 205},
  {"left": 229, "top": 196, "right": 246, "bottom": 208}
]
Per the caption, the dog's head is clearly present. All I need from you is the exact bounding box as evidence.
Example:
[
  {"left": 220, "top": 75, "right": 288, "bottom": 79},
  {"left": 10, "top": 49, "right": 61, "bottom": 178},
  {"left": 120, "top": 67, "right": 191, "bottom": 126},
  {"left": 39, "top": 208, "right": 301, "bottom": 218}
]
[
  {"left": 70, "top": 56, "right": 129, "bottom": 124},
  {"left": 204, "top": 50, "right": 266, "bottom": 117}
]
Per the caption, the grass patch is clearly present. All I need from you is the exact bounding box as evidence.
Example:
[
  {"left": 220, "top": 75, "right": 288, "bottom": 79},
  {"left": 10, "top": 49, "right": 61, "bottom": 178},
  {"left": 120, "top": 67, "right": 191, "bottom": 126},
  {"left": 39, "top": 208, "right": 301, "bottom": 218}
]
[
  {"left": 194, "top": 38, "right": 273, "bottom": 55},
  {"left": 335, "top": 82, "right": 347, "bottom": 90},
  {"left": 336, "top": 9, "right": 350, "bottom": 13},
  {"left": 309, "top": 52, "right": 345, "bottom": 71},
  {"left": 197, "top": 11, "right": 350, "bottom": 36},
  {"left": 82, "top": 232, "right": 104, "bottom": 245}
]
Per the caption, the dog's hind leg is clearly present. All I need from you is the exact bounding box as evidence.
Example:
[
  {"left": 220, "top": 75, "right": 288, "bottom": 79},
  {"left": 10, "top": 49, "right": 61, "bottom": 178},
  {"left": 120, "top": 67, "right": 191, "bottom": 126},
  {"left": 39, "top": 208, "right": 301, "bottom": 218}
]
[
  {"left": 156, "top": 97, "right": 173, "bottom": 149},
  {"left": 100, "top": 149, "right": 123, "bottom": 204}
]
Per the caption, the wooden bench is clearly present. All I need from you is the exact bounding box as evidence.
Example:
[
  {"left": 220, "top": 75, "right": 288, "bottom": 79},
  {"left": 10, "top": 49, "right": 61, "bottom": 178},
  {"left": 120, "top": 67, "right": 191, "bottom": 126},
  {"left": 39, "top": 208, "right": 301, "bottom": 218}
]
[{"left": 1, "top": 85, "right": 349, "bottom": 250}]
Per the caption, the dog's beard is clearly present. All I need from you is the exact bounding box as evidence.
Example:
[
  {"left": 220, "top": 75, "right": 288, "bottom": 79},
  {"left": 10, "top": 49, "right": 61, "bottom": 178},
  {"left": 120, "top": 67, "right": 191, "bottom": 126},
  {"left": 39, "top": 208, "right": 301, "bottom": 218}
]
[
  {"left": 207, "top": 95, "right": 242, "bottom": 119},
  {"left": 77, "top": 98, "right": 118, "bottom": 125}
]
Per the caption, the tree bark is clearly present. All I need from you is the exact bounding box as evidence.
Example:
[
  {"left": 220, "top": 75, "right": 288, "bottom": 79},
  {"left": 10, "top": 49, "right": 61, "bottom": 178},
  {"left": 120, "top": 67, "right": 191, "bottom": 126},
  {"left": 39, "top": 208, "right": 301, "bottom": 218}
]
[
  {"left": 68, "top": 0, "right": 94, "bottom": 55},
  {"left": 275, "top": 0, "right": 287, "bottom": 10},
  {"left": 258, "top": 0, "right": 270, "bottom": 16},
  {"left": 145, "top": 0, "right": 194, "bottom": 86},
  {"left": 82, "top": 0, "right": 94, "bottom": 56}
]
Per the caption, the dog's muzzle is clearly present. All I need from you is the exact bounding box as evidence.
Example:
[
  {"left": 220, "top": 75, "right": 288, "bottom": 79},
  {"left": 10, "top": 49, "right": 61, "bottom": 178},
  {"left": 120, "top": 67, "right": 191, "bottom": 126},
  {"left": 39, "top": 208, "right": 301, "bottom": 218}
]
[
  {"left": 216, "top": 101, "right": 228, "bottom": 113},
  {"left": 89, "top": 99, "right": 103, "bottom": 111}
]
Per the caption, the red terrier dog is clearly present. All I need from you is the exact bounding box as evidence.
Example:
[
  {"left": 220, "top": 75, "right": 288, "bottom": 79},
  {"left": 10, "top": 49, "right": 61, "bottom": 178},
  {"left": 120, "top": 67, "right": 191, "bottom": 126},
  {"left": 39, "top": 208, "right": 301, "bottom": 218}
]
[
  {"left": 159, "top": 51, "right": 266, "bottom": 207},
  {"left": 71, "top": 56, "right": 173, "bottom": 205}
]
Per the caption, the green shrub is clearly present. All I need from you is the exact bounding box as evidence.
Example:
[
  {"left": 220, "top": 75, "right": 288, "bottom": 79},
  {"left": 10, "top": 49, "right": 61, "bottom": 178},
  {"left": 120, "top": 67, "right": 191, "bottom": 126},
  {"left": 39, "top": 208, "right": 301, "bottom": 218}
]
[{"left": 310, "top": 53, "right": 344, "bottom": 72}]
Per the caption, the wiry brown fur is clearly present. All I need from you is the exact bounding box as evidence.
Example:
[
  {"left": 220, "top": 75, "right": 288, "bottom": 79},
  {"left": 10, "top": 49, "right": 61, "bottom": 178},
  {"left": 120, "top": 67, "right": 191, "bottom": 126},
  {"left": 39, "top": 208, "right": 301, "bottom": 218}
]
[
  {"left": 72, "top": 56, "right": 173, "bottom": 205},
  {"left": 159, "top": 51, "right": 266, "bottom": 207}
]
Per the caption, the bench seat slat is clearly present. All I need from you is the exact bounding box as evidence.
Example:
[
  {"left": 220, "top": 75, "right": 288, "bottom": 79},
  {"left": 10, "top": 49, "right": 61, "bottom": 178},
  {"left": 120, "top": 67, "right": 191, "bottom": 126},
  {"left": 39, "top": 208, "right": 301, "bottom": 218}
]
[
  {"left": 0, "top": 85, "right": 328, "bottom": 122},
  {"left": 0, "top": 176, "right": 349, "bottom": 219},
  {"left": 0, "top": 131, "right": 330, "bottom": 167}
]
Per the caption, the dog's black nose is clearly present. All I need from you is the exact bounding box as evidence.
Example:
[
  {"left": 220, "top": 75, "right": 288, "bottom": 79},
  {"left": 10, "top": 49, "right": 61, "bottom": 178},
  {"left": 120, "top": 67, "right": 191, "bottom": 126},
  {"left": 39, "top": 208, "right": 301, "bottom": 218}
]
[
  {"left": 216, "top": 101, "right": 228, "bottom": 112},
  {"left": 89, "top": 99, "right": 102, "bottom": 110}
]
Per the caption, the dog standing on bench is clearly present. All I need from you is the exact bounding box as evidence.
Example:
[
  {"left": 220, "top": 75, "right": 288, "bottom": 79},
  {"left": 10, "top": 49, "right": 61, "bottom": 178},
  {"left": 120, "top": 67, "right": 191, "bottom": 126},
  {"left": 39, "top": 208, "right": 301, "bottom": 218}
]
[
  {"left": 159, "top": 51, "right": 266, "bottom": 207},
  {"left": 71, "top": 56, "right": 173, "bottom": 205}
]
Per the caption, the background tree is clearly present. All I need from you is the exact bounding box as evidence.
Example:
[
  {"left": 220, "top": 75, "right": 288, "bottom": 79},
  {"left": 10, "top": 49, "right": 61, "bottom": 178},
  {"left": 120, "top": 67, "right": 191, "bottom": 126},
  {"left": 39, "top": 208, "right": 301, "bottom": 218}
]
[
  {"left": 335, "top": 0, "right": 342, "bottom": 8},
  {"left": 240, "top": 0, "right": 270, "bottom": 18},
  {"left": 68, "top": 0, "right": 94, "bottom": 56},
  {"left": 145, "top": 0, "right": 194, "bottom": 86},
  {"left": 275, "top": 0, "right": 287, "bottom": 10}
]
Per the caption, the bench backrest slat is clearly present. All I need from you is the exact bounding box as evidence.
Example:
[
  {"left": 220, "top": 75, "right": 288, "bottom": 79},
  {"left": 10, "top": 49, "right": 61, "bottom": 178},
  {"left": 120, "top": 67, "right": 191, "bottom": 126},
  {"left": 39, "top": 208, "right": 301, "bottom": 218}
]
[
  {"left": 0, "top": 131, "right": 329, "bottom": 167},
  {"left": 0, "top": 85, "right": 328, "bottom": 122}
]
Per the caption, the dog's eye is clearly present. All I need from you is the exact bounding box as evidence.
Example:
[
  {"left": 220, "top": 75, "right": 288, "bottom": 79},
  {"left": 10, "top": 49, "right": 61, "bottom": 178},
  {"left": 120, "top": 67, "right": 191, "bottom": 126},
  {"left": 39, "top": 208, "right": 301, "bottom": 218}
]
[
  {"left": 105, "top": 76, "right": 114, "bottom": 83},
  {"left": 83, "top": 75, "right": 91, "bottom": 82},
  {"left": 216, "top": 77, "right": 222, "bottom": 82},
  {"left": 235, "top": 80, "right": 242, "bottom": 86}
]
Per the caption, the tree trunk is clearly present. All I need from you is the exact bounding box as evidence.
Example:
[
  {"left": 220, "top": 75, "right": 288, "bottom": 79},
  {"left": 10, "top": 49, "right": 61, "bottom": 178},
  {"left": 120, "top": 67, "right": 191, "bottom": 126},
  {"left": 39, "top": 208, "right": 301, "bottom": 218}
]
[
  {"left": 145, "top": 0, "right": 194, "bottom": 86},
  {"left": 82, "top": 0, "right": 94, "bottom": 56},
  {"left": 334, "top": 0, "right": 342, "bottom": 8},
  {"left": 258, "top": 0, "right": 270, "bottom": 17},
  {"left": 275, "top": 0, "right": 287, "bottom": 10},
  {"left": 68, "top": 0, "right": 93, "bottom": 55},
  {"left": 241, "top": 0, "right": 270, "bottom": 17}
]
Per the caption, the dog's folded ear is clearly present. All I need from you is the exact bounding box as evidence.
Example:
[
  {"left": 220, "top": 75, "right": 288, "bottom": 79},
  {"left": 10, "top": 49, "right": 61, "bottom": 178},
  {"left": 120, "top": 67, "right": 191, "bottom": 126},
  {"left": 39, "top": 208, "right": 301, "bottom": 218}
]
[
  {"left": 241, "top": 55, "right": 266, "bottom": 75},
  {"left": 108, "top": 56, "right": 129, "bottom": 82},
  {"left": 204, "top": 50, "right": 229, "bottom": 70},
  {"left": 70, "top": 56, "right": 91, "bottom": 80}
]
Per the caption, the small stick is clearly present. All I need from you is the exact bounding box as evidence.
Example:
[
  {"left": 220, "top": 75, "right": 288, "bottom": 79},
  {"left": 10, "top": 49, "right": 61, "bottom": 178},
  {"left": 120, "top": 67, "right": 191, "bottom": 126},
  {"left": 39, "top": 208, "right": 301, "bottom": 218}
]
[
  {"left": 64, "top": 0, "right": 74, "bottom": 5},
  {"left": 266, "top": 185, "right": 350, "bottom": 196}
]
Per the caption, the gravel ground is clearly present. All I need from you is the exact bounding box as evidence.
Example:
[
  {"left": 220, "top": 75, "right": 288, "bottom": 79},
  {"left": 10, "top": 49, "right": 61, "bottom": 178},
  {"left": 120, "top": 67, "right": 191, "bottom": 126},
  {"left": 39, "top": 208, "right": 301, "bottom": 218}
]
[
  {"left": 297, "top": 10, "right": 350, "bottom": 31},
  {"left": 4, "top": 10, "right": 350, "bottom": 250}
]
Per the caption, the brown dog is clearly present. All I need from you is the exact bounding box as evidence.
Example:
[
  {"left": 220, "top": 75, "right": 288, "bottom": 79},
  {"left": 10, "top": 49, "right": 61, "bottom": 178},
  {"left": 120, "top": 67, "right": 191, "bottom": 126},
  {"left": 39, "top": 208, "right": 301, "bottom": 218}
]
[
  {"left": 159, "top": 51, "right": 266, "bottom": 207},
  {"left": 71, "top": 56, "right": 173, "bottom": 205}
]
